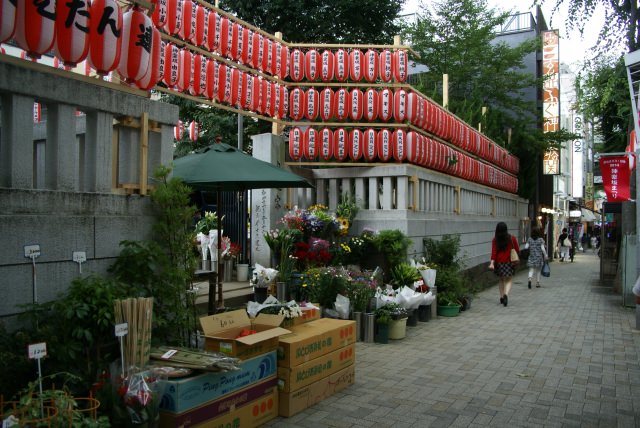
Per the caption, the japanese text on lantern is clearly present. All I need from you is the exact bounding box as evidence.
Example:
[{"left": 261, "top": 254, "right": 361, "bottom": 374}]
[{"left": 542, "top": 30, "right": 560, "bottom": 175}]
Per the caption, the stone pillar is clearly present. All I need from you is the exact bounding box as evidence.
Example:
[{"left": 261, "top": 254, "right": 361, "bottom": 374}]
[
  {"left": 45, "top": 103, "right": 78, "bottom": 191},
  {"left": 251, "top": 133, "right": 287, "bottom": 268},
  {"left": 84, "top": 111, "right": 113, "bottom": 193},
  {"left": 0, "top": 94, "right": 34, "bottom": 189}
]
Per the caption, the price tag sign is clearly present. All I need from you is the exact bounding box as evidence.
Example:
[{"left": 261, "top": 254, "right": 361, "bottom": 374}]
[
  {"left": 72, "top": 251, "right": 86, "bottom": 263},
  {"left": 28, "top": 342, "right": 47, "bottom": 359},
  {"left": 24, "top": 244, "right": 41, "bottom": 259},
  {"left": 115, "top": 323, "right": 128, "bottom": 337}
]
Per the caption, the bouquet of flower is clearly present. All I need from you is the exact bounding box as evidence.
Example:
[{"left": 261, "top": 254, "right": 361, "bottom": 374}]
[
  {"left": 195, "top": 211, "right": 222, "bottom": 234},
  {"left": 251, "top": 263, "right": 278, "bottom": 288},
  {"left": 114, "top": 368, "right": 167, "bottom": 426}
]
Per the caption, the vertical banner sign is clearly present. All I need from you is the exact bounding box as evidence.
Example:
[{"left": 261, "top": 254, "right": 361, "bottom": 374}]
[
  {"left": 572, "top": 114, "right": 584, "bottom": 198},
  {"left": 542, "top": 30, "right": 560, "bottom": 175},
  {"left": 599, "top": 156, "right": 631, "bottom": 202}
]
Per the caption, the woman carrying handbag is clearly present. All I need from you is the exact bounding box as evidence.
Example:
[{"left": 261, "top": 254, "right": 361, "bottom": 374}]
[
  {"left": 524, "top": 226, "right": 548, "bottom": 289},
  {"left": 488, "top": 222, "right": 520, "bottom": 307}
]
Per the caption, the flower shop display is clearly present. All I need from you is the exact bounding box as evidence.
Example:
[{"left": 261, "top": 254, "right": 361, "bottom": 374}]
[
  {"left": 374, "top": 302, "right": 409, "bottom": 340},
  {"left": 251, "top": 264, "right": 278, "bottom": 303}
]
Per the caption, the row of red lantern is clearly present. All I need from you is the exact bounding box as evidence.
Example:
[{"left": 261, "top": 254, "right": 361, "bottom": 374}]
[
  {"left": 289, "top": 48, "right": 408, "bottom": 83},
  {"left": 174, "top": 120, "right": 200, "bottom": 141},
  {"left": 406, "top": 91, "right": 520, "bottom": 175},
  {"left": 0, "top": 1, "right": 160, "bottom": 86},
  {"left": 161, "top": 44, "right": 289, "bottom": 117},
  {"left": 288, "top": 128, "right": 518, "bottom": 193},
  {"left": 152, "top": 0, "right": 289, "bottom": 80}
]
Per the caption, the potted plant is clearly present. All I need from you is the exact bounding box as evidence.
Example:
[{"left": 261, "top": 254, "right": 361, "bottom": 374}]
[
  {"left": 389, "top": 262, "right": 421, "bottom": 289},
  {"left": 366, "top": 230, "right": 412, "bottom": 281},
  {"left": 374, "top": 306, "right": 392, "bottom": 344},
  {"left": 376, "top": 303, "right": 409, "bottom": 340}
]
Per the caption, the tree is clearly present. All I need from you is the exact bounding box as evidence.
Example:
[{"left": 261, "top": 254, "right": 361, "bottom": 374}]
[
  {"left": 223, "top": 0, "right": 404, "bottom": 43},
  {"left": 534, "top": 0, "right": 637, "bottom": 55},
  {"left": 403, "top": 0, "right": 572, "bottom": 200}
]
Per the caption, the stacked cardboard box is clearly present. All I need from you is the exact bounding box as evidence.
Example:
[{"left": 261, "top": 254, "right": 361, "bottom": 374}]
[
  {"left": 276, "top": 318, "right": 357, "bottom": 417},
  {"left": 158, "top": 310, "right": 291, "bottom": 427}
]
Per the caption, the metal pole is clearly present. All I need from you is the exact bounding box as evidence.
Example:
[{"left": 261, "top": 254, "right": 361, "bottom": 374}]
[{"left": 237, "top": 113, "right": 243, "bottom": 150}]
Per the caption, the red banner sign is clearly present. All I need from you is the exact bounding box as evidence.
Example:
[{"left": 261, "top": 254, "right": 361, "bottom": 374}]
[{"left": 599, "top": 156, "right": 631, "bottom": 202}]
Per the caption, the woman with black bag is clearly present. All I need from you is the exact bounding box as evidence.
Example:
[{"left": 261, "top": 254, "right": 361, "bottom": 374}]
[
  {"left": 488, "top": 222, "right": 520, "bottom": 307},
  {"left": 524, "top": 227, "right": 548, "bottom": 289}
]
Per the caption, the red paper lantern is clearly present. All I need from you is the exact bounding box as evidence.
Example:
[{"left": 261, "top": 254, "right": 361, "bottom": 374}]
[
  {"left": 260, "top": 78, "right": 273, "bottom": 115},
  {"left": 334, "top": 89, "right": 350, "bottom": 121},
  {"left": 319, "top": 128, "right": 334, "bottom": 160},
  {"left": 320, "top": 49, "right": 334, "bottom": 81},
  {"left": 237, "top": 68, "right": 249, "bottom": 107},
  {"left": 240, "top": 27, "right": 252, "bottom": 64},
  {"left": 189, "top": 121, "right": 199, "bottom": 142},
  {"left": 229, "top": 67, "right": 242, "bottom": 106},
  {"left": 418, "top": 98, "right": 428, "bottom": 130},
  {"left": 290, "top": 49, "right": 304, "bottom": 82},
  {"left": 406, "top": 92, "right": 419, "bottom": 125},
  {"left": 164, "top": 0, "right": 183, "bottom": 36},
  {"left": 394, "top": 89, "right": 407, "bottom": 122},
  {"left": 304, "top": 127, "right": 318, "bottom": 160},
  {"left": 289, "top": 88, "right": 306, "bottom": 121},
  {"left": 251, "top": 32, "right": 263, "bottom": 69},
  {"left": 424, "top": 136, "right": 435, "bottom": 169},
  {"left": 277, "top": 43, "right": 289, "bottom": 79},
  {"left": 247, "top": 74, "right": 261, "bottom": 112},
  {"left": 212, "top": 10, "right": 222, "bottom": 53},
  {"left": 305, "top": 49, "right": 320, "bottom": 81},
  {"left": 363, "top": 49, "right": 378, "bottom": 82},
  {"left": 55, "top": 0, "right": 90, "bottom": 66},
  {"left": 178, "top": 1, "right": 195, "bottom": 44},
  {"left": 239, "top": 73, "right": 254, "bottom": 110},
  {"left": 305, "top": 88, "right": 319, "bottom": 120},
  {"left": 349, "top": 49, "right": 364, "bottom": 81},
  {"left": 320, "top": 88, "right": 334, "bottom": 121},
  {"left": 277, "top": 84, "right": 288, "bottom": 118},
  {"left": 392, "top": 129, "right": 407, "bottom": 162},
  {"left": 394, "top": 49, "right": 408, "bottom": 82},
  {"left": 262, "top": 37, "right": 273, "bottom": 73},
  {"left": 349, "top": 88, "right": 363, "bottom": 121},
  {"left": 271, "top": 82, "right": 281, "bottom": 117},
  {"left": 203, "top": 9, "right": 216, "bottom": 51},
  {"left": 378, "top": 88, "right": 393, "bottom": 122},
  {"left": 192, "top": 3, "right": 206, "bottom": 47},
  {"left": 118, "top": 8, "right": 152, "bottom": 83},
  {"left": 230, "top": 23, "right": 242, "bottom": 61},
  {"left": 334, "top": 128, "right": 349, "bottom": 161},
  {"left": 175, "top": 48, "right": 192, "bottom": 92},
  {"left": 174, "top": 120, "right": 183, "bottom": 140},
  {"left": 204, "top": 58, "right": 216, "bottom": 100},
  {"left": 15, "top": 0, "right": 55, "bottom": 59},
  {"left": 377, "top": 129, "right": 392, "bottom": 162},
  {"left": 219, "top": 16, "right": 232, "bottom": 58},
  {"left": 136, "top": 28, "right": 163, "bottom": 91},
  {"left": 379, "top": 49, "right": 393, "bottom": 83},
  {"left": 162, "top": 42, "right": 179, "bottom": 88},
  {"left": 406, "top": 132, "right": 419, "bottom": 164},
  {"left": 334, "top": 48, "right": 349, "bottom": 82},
  {"left": 214, "top": 61, "right": 227, "bottom": 102},
  {"left": 363, "top": 88, "right": 378, "bottom": 122},
  {"left": 349, "top": 129, "right": 364, "bottom": 161},
  {"left": 363, "top": 128, "right": 377, "bottom": 161},
  {"left": 188, "top": 53, "right": 205, "bottom": 96},
  {"left": 289, "top": 127, "right": 303, "bottom": 161},
  {"left": 0, "top": 0, "right": 17, "bottom": 43}
]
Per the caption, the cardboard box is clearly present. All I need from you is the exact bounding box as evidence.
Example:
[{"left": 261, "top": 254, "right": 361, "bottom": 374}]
[
  {"left": 159, "top": 377, "right": 277, "bottom": 428},
  {"left": 287, "top": 305, "right": 321, "bottom": 326},
  {"left": 277, "top": 343, "right": 355, "bottom": 392},
  {"left": 277, "top": 318, "right": 356, "bottom": 368},
  {"left": 160, "top": 351, "right": 277, "bottom": 413},
  {"left": 200, "top": 310, "right": 290, "bottom": 360},
  {"left": 279, "top": 363, "right": 355, "bottom": 417},
  {"left": 195, "top": 386, "right": 278, "bottom": 428}
]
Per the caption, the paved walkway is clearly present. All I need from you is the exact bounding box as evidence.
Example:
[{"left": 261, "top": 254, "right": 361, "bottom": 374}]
[{"left": 266, "top": 252, "right": 640, "bottom": 427}]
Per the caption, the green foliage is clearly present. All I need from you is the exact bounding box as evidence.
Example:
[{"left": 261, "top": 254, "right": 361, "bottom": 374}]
[
  {"left": 301, "top": 267, "right": 349, "bottom": 308},
  {"left": 372, "top": 229, "right": 412, "bottom": 269},
  {"left": 343, "top": 273, "right": 377, "bottom": 312},
  {"left": 226, "top": 0, "right": 403, "bottom": 44},
  {"left": 335, "top": 194, "right": 360, "bottom": 223},
  {"left": 374, "top": 303, "right": 408, "bottom": 324},
  {"left": 390, "top": 262, "right": 421, "bottom": 289},
  {"left": 423, "top": 234, "right": 468, "bottom": 305}
]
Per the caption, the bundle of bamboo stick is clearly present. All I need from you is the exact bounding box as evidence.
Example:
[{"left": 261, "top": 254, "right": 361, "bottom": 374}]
[{"left": 113, "top": 297, "right": 154, "bottom": 373}]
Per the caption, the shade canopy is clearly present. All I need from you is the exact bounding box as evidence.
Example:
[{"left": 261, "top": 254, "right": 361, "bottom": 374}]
[{"left": 172, "top": 143, "right": 313, "bottom": 191}]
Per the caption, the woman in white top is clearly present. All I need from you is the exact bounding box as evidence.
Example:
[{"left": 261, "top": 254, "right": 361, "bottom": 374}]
[{"left": 525, "top": 226, "right": 548, "bottom": 289}]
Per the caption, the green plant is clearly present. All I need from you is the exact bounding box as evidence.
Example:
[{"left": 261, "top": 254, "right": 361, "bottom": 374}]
[
  {"left": 372, "top": 229, "right": 412, "bottom": 272},
  {"left": 374, "top": 303, "right": 408, "bottom": 324},
  {"left": 301, "top": 267, "right": 349, "bottom": 308},
  {"left": 344, "top": 273, "right": 377, "bottom": 312},
  {"left": 194, "top": 210, "right": 221, "bottom": 234},
  {"left": 390, "top": 262, "right": 421, "bottom": 289},
  {"left": 374, "top": 306, "right": 392, "bottom": 324},
  {"left": 335, "top": 193, "right": 360, "bottom": 223},
  {"left": 423, "top": 234, "right": 463, "bottom": 270}
]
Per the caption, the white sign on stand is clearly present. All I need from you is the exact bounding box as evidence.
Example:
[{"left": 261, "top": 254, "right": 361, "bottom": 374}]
[
  {"left": 73, "top": 251, "right": 87, "bottom": 274},
  {"left": 28, "top": 342, "right": 47, "bottom": 419},
  {"left": 115, "top": 322, "right": 128, "bottom": 377}
]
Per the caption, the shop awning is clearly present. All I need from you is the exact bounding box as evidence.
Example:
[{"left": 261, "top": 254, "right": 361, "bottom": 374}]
[{"left": 581, "top": 208, "right": 598, "bottom": 222}]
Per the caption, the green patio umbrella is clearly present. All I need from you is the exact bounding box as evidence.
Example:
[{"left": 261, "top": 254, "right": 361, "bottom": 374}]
[
  {"left": 172, "top": 143, "right": 313, "bottom": 313},
  {"left": 172, "top": 143, "right": 313, "bottom": 191}
]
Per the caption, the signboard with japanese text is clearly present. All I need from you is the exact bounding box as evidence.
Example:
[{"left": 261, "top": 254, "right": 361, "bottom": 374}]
[
  {"left": 599, "top": 156, "right": 631, "bottom": 202},
  {"left": 542, "top": 30, "right": 560, "bottom": 175}
]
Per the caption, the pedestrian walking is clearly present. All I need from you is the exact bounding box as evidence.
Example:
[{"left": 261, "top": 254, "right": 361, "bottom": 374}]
[
  {"left": 488, "top": 222, "right": 520, "bottom": 307},
  {"left": 524, "top": 226, "right": 548, "bottom": 289},
  {"left": 557, "top": 228, "right": 571, "bottom": 262}
]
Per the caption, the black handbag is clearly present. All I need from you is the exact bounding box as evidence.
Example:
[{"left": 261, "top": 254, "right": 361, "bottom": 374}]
[{"left": 541, "top": 261, "right": 551, "bottom": 277}]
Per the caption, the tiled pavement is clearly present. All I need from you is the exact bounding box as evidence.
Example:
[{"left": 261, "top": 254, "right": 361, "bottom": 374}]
[{"left": 265, "top": 252, "right": 640, "bottom": 427}]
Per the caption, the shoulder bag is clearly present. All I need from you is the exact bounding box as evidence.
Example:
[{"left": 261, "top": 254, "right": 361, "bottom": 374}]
[{"left": 509, "top": 236, "right": 519, "bottom": 265}]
